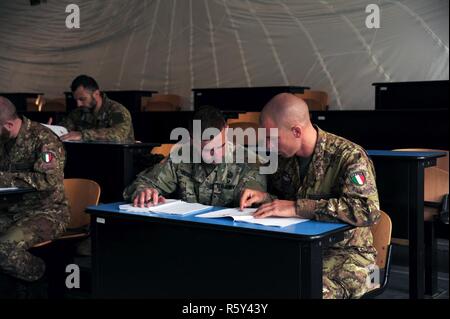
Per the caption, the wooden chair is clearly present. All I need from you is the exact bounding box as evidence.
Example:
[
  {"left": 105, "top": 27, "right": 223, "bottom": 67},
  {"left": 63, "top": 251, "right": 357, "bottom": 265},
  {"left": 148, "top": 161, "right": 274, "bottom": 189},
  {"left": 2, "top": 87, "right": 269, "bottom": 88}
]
[
  {"left": 33, "top": 179, "right": 100, "bottom": 247},
  {"left": 228, "top": 121, "right": 260, "bottom": 146},
  {"left": 142, "top": 94, "right": 182, "bottom": 111},
  {"left": 150, "top": 144, "right": 175, "bottom": 158},
  {"left": 363, "top": 210, "right": 393, "bottom": 298},
  {"left": 295, "top": 90, "right": 329, "bottom": 111},
  {"left": 227, "top": 112, "right": 260, "bottom": 125},
  {"left": 30, "top": 179, "right": 100, "bottom": 297},
  {"left": 42, "top": 98, "right": 66, "bottom": 112}
]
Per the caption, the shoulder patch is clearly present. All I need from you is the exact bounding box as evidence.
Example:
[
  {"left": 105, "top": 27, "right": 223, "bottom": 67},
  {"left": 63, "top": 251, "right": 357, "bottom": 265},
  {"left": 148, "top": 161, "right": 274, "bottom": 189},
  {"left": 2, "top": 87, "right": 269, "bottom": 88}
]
[
  {"left": 350, "top": 171, "right": 366, "bottom": 186},
  {"left": 41, "top": 151, "right": 56, "bottom": 163}
]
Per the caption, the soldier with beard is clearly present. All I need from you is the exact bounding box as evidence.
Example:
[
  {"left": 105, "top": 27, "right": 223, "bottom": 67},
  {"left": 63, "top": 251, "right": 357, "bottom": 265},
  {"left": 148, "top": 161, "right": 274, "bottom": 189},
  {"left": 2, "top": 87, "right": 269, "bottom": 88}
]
[
  {"left": 55, "top": 75, "right": 135, "bottom": 143},
  {"left": 0, "top": 96, "right": 69, "bottom": 292}
]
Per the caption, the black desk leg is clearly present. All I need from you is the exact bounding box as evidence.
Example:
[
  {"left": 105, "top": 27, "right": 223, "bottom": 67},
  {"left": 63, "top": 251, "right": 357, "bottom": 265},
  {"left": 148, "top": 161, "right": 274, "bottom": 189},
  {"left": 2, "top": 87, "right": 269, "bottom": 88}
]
[
  {"left": 300, "top": 241, "right": 323, "bottom": 299},
  {"left": 425, "top": 220, "right": 438, "bottom": 296},
  {"left": 409, "top": 161, "right": 425, "bottom": 299}
]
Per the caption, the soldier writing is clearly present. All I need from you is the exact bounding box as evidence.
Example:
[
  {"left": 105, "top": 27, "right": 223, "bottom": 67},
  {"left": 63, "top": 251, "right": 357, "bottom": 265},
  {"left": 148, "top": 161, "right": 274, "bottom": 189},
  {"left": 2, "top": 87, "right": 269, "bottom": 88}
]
[
  {"left": 123, "top": 106, "right": 266, "bottom": 208},
  {"left": 0, "top": 96, "right": 70, "bottom": 290},
  {"left": 51, "top": 75, "right": 135, "bottom": 143},
  {"left": 239, "top": 93, "right": 381, "bottom": 299}
]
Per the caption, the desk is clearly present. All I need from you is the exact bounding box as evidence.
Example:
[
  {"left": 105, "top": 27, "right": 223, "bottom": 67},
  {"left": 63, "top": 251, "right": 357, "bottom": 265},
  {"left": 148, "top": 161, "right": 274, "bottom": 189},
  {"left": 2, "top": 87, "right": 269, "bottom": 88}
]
[
  {"left": 367, "top": 150, "right": 446, "bottom": 299},
  {"left": 372, "top": 81, "right": 448, "bottom": 110},
  {"left": 192, "top": 86, "right": 309, "bottom": 112},
  {"left": 64, "top": 142, "right": 160, "bottom": 203},
  {"left": 87, "top": 203, "right": 351, "bottom": 299},
  {"left": 0, "top": 187, "right": 35, "bottom": 201},
  {"left": 0, "top": 92, "right": 44, "bottom": 112},
  {"left": 65, "top": 90, "right": 158, "bottom": 113}
]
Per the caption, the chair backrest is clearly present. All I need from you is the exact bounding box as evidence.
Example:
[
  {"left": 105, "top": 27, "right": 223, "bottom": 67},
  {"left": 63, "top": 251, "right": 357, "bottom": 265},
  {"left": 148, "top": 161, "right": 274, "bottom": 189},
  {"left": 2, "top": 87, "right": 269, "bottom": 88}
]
[
  {"left": 150, "top": 144, "right": 175, "bottom": 157},
  {"left": 228, "top": 121, "right": 260, "bottom": 146},
  {"left": 295, "top": 91, "right": 329, "bottom": 111},
  {"left": 227, "top": 112, "right": 260, "bottom": 125},
  {"left": 142, "top": 94, "right": 182, "bottom": 111},
  {"left": 64, "top": 178, "right": 101, "bottom": 229},
  {"left": 42, "top": 98, "right": 66, "bottom": 112},
  {"left": 371, "top": 210, "right": 392, "bottom": 269},
  {"left": 393, "top": 149, "right": 449, "bottom": 202}
]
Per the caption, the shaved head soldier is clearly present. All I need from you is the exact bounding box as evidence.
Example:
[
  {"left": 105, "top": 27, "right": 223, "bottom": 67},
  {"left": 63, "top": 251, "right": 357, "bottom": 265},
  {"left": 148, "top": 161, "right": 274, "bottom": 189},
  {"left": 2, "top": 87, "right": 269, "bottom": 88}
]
[
  {"left": 0, "top": 96, "right": 69, "bottom": 297},
  {"left": 240, "top": 93, "right": 380, "bottom": 299}
]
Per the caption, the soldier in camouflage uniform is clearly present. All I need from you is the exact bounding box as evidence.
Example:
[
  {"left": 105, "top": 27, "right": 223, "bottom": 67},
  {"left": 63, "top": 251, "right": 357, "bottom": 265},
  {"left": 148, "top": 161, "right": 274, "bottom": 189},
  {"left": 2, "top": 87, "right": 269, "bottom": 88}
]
[
  {"left": 240, "top": 93, "right": 380, "bottom": 299},
  {"left": 57, "top": 75, "right": 135, "bottom": 143},
  {"left": 124, "top": 106, "right": 266, "bottom": 207},
  {"left": 0, "top": 97, "right": 70, "bottom": 283}
]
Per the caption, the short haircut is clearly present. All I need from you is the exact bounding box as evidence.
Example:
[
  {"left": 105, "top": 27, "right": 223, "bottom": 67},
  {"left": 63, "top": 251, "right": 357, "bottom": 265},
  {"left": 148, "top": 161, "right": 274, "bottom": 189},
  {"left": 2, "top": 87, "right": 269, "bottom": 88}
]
[
  {"left": 0, "top": 96, "right": 18, "bottom": 124},
  {"left": 71, "top": 75, "right": 100, "bottom": 92},
  {"left": 189, "top": 105, "right": 226, "bottom": 138}
]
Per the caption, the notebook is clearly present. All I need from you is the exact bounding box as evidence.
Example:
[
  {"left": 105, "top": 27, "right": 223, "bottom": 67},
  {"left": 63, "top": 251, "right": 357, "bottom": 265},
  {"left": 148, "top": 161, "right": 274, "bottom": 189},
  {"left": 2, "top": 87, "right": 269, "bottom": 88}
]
[
  {"left": 196, "top": 208, "right": 309, "bottom": 227},
  {"left": 119, "top": 199, "right": 212, "bottom": 216}
]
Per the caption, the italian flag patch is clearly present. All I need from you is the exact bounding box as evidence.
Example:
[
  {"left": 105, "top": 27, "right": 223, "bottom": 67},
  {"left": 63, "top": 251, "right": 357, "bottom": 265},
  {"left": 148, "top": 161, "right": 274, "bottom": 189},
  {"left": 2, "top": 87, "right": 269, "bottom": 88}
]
[
  {"left": 41, "top": 152, "right": 54, "bottom": 163},
  {"left": 350, "top": 172, "right": 366, "bottom": 186}
]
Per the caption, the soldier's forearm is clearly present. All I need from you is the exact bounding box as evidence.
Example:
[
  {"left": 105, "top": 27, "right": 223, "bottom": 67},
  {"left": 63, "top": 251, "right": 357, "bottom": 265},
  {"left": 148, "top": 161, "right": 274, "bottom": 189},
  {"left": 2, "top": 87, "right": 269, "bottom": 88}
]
[
  {"left": 304, "top": 196, "right": 379, "bottom": 226},
  {"left": 0, "top": 172, "right": 60, "bottom": 191},
  {"left": 81, "top": 126, "right": 129, "bottom": 142}
]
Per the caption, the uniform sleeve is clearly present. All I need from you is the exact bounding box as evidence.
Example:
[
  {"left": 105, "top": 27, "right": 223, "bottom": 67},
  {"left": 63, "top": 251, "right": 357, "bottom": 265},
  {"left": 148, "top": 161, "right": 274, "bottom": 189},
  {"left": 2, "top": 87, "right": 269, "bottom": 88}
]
[
  {"left": 58, "top": 111, "right": 77, "bottom": 131},
  {"left": 0, "top": 137, "right": 65, "bottom": 191},
  {"left": 233, "top": 164, "right": 267, "bottom": 205},
  {"left": 81, "top": 107, "right": 133, "bottom": 142},
  {"left": 296, "top": 151, "right": 380, "bottom": 227},
  {"left": 123, "top": 158, "right": 178, "bottom": 201}
]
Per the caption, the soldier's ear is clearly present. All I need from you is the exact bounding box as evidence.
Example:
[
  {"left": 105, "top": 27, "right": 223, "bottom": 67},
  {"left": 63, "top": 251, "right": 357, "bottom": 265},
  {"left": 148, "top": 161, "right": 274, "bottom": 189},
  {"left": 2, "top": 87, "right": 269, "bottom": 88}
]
[
  {"left": 93, "top": 89, "right": 101, "bottom": 99},
  {"left": 291, "top": 126, "right": 302, "bottom": 138}
]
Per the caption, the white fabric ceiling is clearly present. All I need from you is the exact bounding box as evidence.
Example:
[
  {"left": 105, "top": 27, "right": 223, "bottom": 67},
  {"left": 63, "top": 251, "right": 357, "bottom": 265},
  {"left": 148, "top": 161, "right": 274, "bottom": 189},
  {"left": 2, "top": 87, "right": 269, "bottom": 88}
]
[{"left": 0, "top": 0, "right": 448, "bottom": 109}]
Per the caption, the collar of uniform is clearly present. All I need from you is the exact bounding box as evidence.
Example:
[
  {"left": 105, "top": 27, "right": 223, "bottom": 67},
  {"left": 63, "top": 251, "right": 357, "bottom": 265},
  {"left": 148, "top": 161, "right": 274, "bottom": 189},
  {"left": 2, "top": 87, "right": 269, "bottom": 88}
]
[
  {"left": 96, "top": 92, "right": 113, "bottom": 116},
  {"left": 190, "top": 141, "right": 236, "bottom": 183},
  {"left": 302, "top": 125, "right": 328, "bottom": 188},
  {"left": 14, "top": 116, "right": 32, "bottom": 148},
  {"left": 312, "top": 125, "right": 327, "bottom": 159}
]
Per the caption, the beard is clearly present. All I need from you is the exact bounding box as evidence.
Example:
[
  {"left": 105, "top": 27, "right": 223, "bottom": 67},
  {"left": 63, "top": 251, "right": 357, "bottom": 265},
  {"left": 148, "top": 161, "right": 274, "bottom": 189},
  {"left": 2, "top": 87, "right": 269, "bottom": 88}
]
[{"left": 0, "top": 126, "right": 12, "bottom": 143}]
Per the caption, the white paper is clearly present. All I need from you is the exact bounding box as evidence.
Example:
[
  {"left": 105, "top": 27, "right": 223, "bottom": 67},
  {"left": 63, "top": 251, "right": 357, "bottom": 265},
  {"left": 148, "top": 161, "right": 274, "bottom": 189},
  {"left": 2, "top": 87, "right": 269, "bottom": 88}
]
[
  {"left": 0, "top": 187, "right": 19, "bottom": 191},
  {"left": 119, "top": 199, "right": 212, "bottom": 216},
  {"left": 197, "top": 208, "right": 308, "bottom": 227},
  {"left": 41, "top": 124, "right": 68, "bottom": 137}
]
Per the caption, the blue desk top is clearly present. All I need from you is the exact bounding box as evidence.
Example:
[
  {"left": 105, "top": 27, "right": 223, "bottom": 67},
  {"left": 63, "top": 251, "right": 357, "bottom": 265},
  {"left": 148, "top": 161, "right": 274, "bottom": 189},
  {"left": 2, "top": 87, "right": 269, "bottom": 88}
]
[
  {"left": 0, "top": 187, "right": 35, "bottom": 196},
  {"left": 87, "top": 203, "right": 351, "bottom": 239},
  {"left": 367, "top": 150, "right": 446, "bottom": 159}
]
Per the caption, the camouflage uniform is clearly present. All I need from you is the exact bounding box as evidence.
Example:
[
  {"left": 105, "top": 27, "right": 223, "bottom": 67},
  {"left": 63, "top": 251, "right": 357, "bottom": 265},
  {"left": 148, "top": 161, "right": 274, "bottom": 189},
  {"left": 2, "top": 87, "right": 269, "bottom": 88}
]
[
  {"left": 0, "top": 117, "right": 70, "bottom": 282},
  {"left": 60, "top": 93, "right": 135, "bottom": 143},
  {"left": 269, "top": 126, "right": 380, "bottom": 299},
  {"left": 124, "top": 142, "right": 267, "bottom": 207}
]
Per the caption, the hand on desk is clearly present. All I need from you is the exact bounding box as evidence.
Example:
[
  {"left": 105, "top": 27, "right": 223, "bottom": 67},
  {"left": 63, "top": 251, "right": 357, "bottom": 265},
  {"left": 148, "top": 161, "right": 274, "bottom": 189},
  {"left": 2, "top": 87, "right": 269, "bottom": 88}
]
[
  {"left": 61, "top": 131, "right": 82, "bottom": 141},
  {"left": 253, "top": 200, "right": 296, "bottom": 218},
  {"left": 133, "top": 188, "right": 166, "bottom": 208},
  {"left": 239, "top": 188, "right": 269, "bottom": 210},
  {"left": 240, "top": 189, "right": 297, "bottom": 218}
]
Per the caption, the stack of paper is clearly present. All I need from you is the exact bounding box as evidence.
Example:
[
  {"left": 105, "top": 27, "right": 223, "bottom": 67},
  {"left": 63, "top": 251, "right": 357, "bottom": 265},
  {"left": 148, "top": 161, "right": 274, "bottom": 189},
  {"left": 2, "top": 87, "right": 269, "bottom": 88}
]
[
  {"left": 41, "top": 124, "right": 68, "bottom": 137},
  {"left": 197, "top": 208, "right": 308, "bottom": 227},
  {"left": 119, "top": 199, "right": 212, "bottom": 216}
]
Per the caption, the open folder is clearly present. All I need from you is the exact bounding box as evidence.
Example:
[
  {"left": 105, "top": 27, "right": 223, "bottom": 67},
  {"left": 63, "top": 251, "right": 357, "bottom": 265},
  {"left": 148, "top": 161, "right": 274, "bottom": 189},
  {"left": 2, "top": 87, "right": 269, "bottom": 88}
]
[
  {"left": 41, "top": 124, "right": 68, "bottom": 138},
  {"left": 197, "top": 208, "right": 309, "bottom": 227},
  {"left": 119, "top": 199, "right": 212, "bottom": 216}
]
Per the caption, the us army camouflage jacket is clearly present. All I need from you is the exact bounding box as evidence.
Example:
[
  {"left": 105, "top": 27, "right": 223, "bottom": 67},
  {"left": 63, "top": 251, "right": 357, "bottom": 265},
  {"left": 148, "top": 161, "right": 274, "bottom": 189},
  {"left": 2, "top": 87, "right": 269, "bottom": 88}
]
[
  {"left": 269, "top": 126, "right": 380, "bottom": 253},
  {"left": 0, "top": 117, "right": 69, "bottom": 224},
  {"left": 123, "top": 142, "right": 267, "bottom": 207},
  {"left": 60, "top": 93, "right": 135, "bottom": 143}
]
